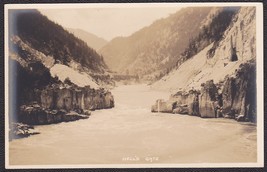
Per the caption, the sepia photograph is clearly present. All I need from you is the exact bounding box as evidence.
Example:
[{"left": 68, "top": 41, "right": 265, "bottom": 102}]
[{"left": 4, "top": 2, "right": 264, "bottom": 169}]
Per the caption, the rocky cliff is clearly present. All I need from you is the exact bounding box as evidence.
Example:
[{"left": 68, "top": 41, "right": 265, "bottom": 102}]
[
  {"left": 151, "top": 7, "right": 257, "bottom": 122},
  {"left": 222, "top": 61, "right": 256, "bottom": 122},
  {"left": 151, "top": 60, "right": 256, "bottom": 122},
  {"left": 9, "top": 57, "right": 114, "bottom": 126},
  {"left": 38, "top": 85, "right": 114, "bottom": 112}
]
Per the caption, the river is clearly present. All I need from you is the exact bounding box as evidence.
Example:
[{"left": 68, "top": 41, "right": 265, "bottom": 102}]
[{"left": 8, "top": 84, "right": 257, "bottom": 166}]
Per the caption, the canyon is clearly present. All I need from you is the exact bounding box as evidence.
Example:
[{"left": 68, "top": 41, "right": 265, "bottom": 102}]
[{"left": 7, "top": 5, "right": 259, "bottom": 166}]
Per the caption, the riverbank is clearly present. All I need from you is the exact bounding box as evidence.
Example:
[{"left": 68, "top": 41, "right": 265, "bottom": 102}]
[{"left": 8, "top": 84, "right": 257, "bottom": 165}]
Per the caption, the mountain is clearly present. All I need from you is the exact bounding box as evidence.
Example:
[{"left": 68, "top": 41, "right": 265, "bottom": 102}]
[
  {"left": 151, "top": 6, "right": 256, "bottom": 92},
  {"left": 8, "top": 10, "right": 114, "bottom": 87},
  {"left": 66, "top": 28, "right": 107, "bottom": 51},
  {"left": 99, "top": 7, "right": 237, "bottom": 80}
]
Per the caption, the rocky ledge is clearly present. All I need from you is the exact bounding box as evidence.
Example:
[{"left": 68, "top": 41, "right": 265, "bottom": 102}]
[
  {"left": 16, "top": 83, "right": 114, "bottom": 125},
  {"left": 152, "top": 60, "right": 256, "bottom": 123},
  {"left": 19, "top": 102, "right": 91, "bottom": 125},
  {"left": 37, "top": 84, "right": 115, "bottom": 111}
]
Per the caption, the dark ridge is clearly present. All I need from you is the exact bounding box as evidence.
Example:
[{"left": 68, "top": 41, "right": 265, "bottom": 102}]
[{"left": 9, "top": 9, "right": 107, "bottom": 73}]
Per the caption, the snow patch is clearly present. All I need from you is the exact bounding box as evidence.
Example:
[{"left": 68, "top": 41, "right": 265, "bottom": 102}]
[{"left": 50, "top": 64, "right": 99, "bottom": 88}]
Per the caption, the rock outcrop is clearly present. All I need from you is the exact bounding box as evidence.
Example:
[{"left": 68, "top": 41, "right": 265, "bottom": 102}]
[
  {"left": 151, "top": 90, "right": 200, "bottom": 115},
  {"left": 38, "top": 85, "right": 114, "bottom": 111},
  {"left": 8, "top": 57, "right": 115, "bottom": 126},
  {"left": 222, "top": 60, "right": 256, "bottom": 122},
  {"left": 199, "top": 80, "right": 218, "bottom": 118},
  {"left": 9, "top": 123, "right": 40, "bottom": 140},
  {"left": 185, "top": 90, "right": 200, "bottom": 116},
  {"left": 151, "top": 60, "right": 256, "bottom": 123},
  {"left": 18, "top": 84, "right": 114, "bottom": 125},
  {"left": 19, "top": 103, "right": 90, "bottom": 125}
]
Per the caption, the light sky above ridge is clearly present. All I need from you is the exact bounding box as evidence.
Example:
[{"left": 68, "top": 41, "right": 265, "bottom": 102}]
[{"left": 40, "top": 6, "right": 181, "bottom": 41}]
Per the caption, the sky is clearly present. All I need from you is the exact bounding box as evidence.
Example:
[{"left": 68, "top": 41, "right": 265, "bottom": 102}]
[{"left": 39, "top": 6, "right": 181, "bottom": 41}]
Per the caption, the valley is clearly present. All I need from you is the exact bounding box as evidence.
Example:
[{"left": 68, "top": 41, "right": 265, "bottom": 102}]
[{"left": 7, "top": 5, "right": 260, "bottom": 167}]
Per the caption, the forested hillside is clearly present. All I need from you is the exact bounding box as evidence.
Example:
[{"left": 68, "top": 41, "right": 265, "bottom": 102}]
[
  {"left": 9, "top": 10, "right": 107, "bottom": 74},
  {"left": 100, "top": 7, "right": 238, "bottom": 81}
]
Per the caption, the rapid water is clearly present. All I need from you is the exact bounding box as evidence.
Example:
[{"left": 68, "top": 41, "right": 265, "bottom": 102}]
[{"left": 8, "top": 84, "right": 257, "bottom": 166}]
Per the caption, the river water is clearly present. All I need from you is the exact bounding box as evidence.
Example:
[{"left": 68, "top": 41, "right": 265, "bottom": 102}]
[{"left": 8, "top": 84, "right": 257, "bottom": 166}]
